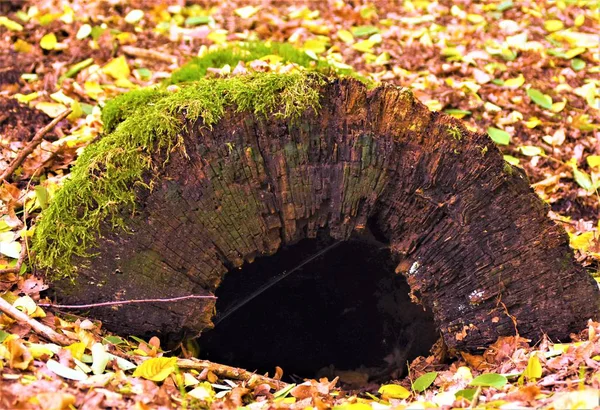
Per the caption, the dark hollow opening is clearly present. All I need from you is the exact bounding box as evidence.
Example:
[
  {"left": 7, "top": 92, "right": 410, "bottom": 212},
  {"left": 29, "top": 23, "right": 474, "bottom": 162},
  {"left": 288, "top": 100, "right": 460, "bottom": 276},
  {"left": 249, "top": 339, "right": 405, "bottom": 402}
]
[{"left": 197, "top": 235, "right": 439, "bottom": 382}]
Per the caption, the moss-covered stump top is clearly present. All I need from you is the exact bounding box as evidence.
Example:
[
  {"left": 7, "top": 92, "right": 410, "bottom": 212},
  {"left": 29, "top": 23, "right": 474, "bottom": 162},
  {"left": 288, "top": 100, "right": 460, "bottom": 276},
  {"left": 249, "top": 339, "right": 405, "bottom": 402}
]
[
  {"left": 34, "top": 73, "right": 600, "bottom": 350},
  {"left": 34, "top": 72, "right": 325, "bottom": 277}
]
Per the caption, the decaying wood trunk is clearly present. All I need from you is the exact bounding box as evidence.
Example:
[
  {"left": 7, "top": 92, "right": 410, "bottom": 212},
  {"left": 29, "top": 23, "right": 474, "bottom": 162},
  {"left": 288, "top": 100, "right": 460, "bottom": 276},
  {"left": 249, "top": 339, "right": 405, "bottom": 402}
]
[{"left": 50, "top": 78, "right": 599, "bottom": 351}]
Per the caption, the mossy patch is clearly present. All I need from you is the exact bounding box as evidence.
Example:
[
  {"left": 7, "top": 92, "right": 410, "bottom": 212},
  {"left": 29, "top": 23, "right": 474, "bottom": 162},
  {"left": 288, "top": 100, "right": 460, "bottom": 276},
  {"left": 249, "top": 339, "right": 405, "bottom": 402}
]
[
  {"left": 168, "top": 41, "right": 369, "bottom": 85},
  {"left": 33, "top": 72, "right": 326, "bottom": 278}
]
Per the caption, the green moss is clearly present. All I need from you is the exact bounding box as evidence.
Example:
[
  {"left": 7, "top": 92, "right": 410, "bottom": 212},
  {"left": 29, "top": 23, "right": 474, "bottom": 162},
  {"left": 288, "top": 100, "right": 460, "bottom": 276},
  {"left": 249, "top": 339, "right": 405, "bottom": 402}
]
[
  {"left": 503, "top": 162, "right": 515, "bottom": 176},
  {"left": 169, "top": 41, "right": 369, "bottom": 85},
  {"left": 33, "top": 72, "right": 326, "bottom": 278},
  {"left": 447, "top": 125, "right": 462, "bottom": 141}
]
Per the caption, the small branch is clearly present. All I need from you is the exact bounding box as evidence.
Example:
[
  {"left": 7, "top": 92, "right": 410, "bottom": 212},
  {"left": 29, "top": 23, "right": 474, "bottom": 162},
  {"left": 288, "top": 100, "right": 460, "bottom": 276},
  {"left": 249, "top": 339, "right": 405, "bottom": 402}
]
[
  {"left": 0, "top": 108, "right": 72, "bottom": 183},
  {"left": 38, "top": 294, "right": 216, "bottom": 309},
  {"left": 121, "top": 45, "right": 178, "bottom": 64},
  {"left": 176, "top": 358, "right": 288, "bottom": 389},
  {"left": 0, "top": 296, "right": 73, "bottom": 345}
]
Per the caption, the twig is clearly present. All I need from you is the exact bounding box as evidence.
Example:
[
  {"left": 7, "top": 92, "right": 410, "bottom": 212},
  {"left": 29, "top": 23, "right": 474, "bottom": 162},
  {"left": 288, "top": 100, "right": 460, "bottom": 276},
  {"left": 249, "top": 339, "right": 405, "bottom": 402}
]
[
  {"left": 38, "top": 294, "right": 216, "bottom": 309},
  {"left": 0, "top": 108, "right": 72, "bottom": 183},
  {"left": 176, "top": 358, "right": 288, "bottom": 389},
  {"left": 0, "top": 296, "right": 73, "bottom": 345},
  {"left": 121, "top": 45, "right": 178, "bottom": 64}
]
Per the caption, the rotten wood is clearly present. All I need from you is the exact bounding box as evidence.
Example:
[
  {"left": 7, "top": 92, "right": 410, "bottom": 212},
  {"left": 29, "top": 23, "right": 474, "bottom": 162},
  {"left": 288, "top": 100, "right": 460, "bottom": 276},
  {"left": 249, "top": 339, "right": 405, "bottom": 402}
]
[{"left": 50, "top": 78, "right": 600, "bottom": 351}]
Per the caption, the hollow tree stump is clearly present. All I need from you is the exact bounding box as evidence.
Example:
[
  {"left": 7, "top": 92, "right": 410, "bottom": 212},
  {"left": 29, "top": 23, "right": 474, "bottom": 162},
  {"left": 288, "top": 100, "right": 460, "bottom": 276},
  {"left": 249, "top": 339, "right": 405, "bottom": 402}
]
[{"left": 37, "top": 75, "right": 600, "bottom": 351}]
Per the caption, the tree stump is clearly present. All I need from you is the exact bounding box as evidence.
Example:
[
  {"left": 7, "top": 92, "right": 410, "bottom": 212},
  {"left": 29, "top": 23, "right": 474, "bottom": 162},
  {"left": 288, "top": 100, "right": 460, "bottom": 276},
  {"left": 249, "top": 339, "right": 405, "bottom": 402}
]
[{"left": 35, "top": 74, "right": 600, "bottom": 352}]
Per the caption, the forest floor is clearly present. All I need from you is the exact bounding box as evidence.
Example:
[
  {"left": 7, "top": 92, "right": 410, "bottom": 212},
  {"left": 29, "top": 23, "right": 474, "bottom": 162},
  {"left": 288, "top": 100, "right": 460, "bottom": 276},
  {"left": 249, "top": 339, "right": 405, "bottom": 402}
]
[{"left": 1, "top": 0, "right": 600, "bottom": 408}]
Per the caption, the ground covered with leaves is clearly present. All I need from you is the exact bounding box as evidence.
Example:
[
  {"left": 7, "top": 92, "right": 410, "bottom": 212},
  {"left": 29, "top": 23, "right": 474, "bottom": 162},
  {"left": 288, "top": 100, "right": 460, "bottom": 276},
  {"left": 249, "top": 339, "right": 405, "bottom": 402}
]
[{"left": 0, "top": 0, "right": 599, "bottom": 408}]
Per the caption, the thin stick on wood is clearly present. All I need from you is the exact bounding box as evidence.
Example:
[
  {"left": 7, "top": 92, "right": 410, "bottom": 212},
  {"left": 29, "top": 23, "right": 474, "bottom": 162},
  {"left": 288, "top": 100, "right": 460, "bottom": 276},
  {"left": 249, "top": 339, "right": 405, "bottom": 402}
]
[
  {"left": 0, "top": 296, "right": 73, "bottom": 345},
  {"left": 0, "top": 108, "right": 72, "bottom": 183},
  {"left": 121, "top": 45, "right": 178, "bottom": 64},
  {"left": 38, "top": 294, "right": 216, "bottom": 309},
  {"left": 176, "top": 358, "right": 288, "bottom": 389}
]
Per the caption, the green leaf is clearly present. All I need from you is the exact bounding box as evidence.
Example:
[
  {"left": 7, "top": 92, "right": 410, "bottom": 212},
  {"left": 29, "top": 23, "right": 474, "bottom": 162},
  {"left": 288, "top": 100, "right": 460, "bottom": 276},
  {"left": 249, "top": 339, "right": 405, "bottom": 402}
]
[
  {"left": 412, "top": 371, "right": 438, "bottom": 393},
  {"left": 527, "top": 88, "right": 553, "bottom": 109},
  {"left": 378, "top": 384, "right": 411, "bottom": 399},
  {"left": 523, "top": 354, "right": 542, "bottom": 380},
  {"left": 185, "top": 16, "right": 211, "bottom": 26},
  {"left": 571, "top": 58, "right": 586, "bottom": 71},
  {"left": 497, "top": 0, "right": 513, "bottom": 11},
  {"left": 470, "top": 373, "right": 508, "bottom": 388},
  {"left": 35, "top": 185, "right": 49, "bottom": 210},
  {"left": 518, "top": 146, "right": 544, "bottom": 156},
  {"left": 133, "top": 357, "right": 177, "bottom": 381},
  {"left": 504, "top": 155, "right": 520, "bottom": 166},
  {"left": 0, "top": 330, "right": 10, "bottom": 343},
  {"left": 64, "top": 58, "right": 94, "bottom": 79},
  {"left": 487, "top": 127, "right": 511, "bottom": 145},
  {"left": 572, "top": 167, "right": 593, "bottom": 191},
  {"left": 273, "top": 383, "right": 296, "bottom": 399},
  {"left": 47, "top": 359, "right": 88, "bottom": 381},
  {"left": 103, "top": 335, "right": 126, "bottom": 345},
  {"left": 351, "top": 25, "right": 379, "bottom": 37},
  {"left": 444, "top": 109, "right": 472, "bottom": 119},
  {"left": 455, "top": 389, "right": 477, "bottom": 400}
]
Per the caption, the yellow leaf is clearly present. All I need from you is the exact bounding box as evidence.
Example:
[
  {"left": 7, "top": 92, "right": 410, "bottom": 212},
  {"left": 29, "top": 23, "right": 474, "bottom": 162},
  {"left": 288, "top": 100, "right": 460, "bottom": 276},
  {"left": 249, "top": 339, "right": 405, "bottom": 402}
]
[
  {"left": 14, "top": 39, "right": 32, "bottom": 53},
  {"left": 27, "top": 343, "right": 54, "bottom": 359},
  {"left": 504, "top": 74, "right": 525, "bottom": 88},
  {"left": 544, "top": 20, "right": 564, "bottom": 32},
  {"left": 552, "top": 31, "right": 598, "bottom": 48},
  {"left": 14, "top": 92, "right": 39, "bottom": 104},
  {"left": 352, "top": 39, "right": 375, "bottom": 53},
  {"left": 0, "top": 16, "right": 23, "bottom": 31},
  {"left": 525, "top": 117, "right": 541, "bottom": 128},
  {"left": 337, "top": 29, "right": 354, "bottom": 44},
  {"left": 50, "top": 91, "right": 74, "bottom": 106},
  {"left": 35, "top": 102, "right": 68, "bottom": 118},
  {"left": 379, "top": 384, "right": 411, "bottom": 399},
  {"left": 551, "top": 100, "right": 567, "bottom": 113},
  {"left": 103, "top": 56, "right": 130, "bottom": 80},
  {"left": 40, "top": 33, "right": 57, "bottom": 50},
  {"left": 13, "top": 296, "right": 37, "bottom": 316},
  {"left": 84, "top": 81, "right": 103, "bottom": 100},
  {"left": 523, "top": 354, "right": 542, "bottom": 380},
  {"left": 467, "top": 14, "right": 484, "bottom": 24},
  {"left": 303, "top": 38, "right": 326, "bottom": 54},
  {"left": 64, "top": 342, "right": 86, "bottom": 361},
  {"left": 207, "top": 30, "right": 227, "bottom": 45},
  {"left": 569, "top": 231, "right": 594, "bottom": 252},
  {"left": 133, "top": 357, "right": 177, "bottom": 381},
  {"left": 187, "top": 382, "right": 215, "bottom": 401},
  {"left": 574, "top": 15, "right": 585, "bottom": 27},
  {"left": 68, "top": 101, "right": 83, "bottom": 121},
  {"left": 235, "top": 6, "right": 260, "bottom": 19},
  {"left": 587, "top": 155, "right": 600, "bottom": 169}
]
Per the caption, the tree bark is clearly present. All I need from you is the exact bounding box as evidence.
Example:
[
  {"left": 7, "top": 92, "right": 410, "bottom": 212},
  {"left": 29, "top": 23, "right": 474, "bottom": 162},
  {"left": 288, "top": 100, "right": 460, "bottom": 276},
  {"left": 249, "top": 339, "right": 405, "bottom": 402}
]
[{"left": 50, "top": 78, "right": 600, "bottom": 351}]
